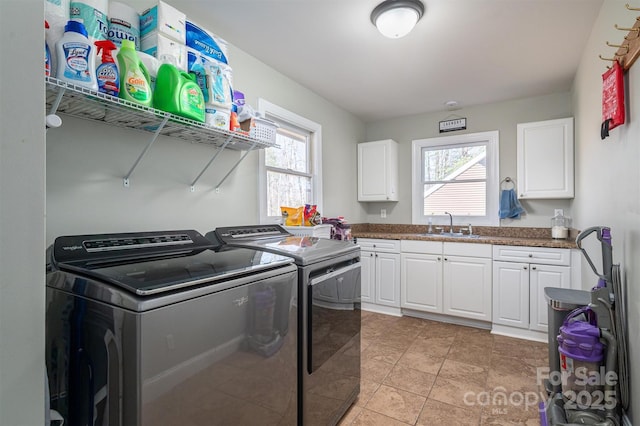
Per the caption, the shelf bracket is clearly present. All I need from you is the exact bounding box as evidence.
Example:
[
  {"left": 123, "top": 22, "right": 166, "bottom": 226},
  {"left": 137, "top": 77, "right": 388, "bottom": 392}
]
[
  {"left": 215, "top": 140, "right": 259, "bottom": 190},
  {"left": 123, "top": 115, "right": 170, "bottom": 187},
  {"left": 49, "top": 87, "right": 66, "bottom": 116},
  {"left": 190, "top": 135, "right": 234, "bottom": 192}
]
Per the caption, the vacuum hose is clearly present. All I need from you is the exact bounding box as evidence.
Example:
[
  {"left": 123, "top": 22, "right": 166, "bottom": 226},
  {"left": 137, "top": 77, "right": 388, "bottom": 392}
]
[{"left": 611, "top": 264, "right": 629, "bottom": 410}]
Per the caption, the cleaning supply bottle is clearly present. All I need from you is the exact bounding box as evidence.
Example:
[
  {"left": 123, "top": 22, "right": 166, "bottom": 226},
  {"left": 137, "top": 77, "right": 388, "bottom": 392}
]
[
  {"left": 45, "top": 21, "right": 52, "bottom": 77},
  {"left": 117, "top": 39, "right": 152, "bottom": 106},
  {"left": 55, "top": 20, "right": 98, "bottom": 90},
  {"left": 154, "top": 63, "right": 205, "bottom": 122},
  {"left": 94, "top": 40, "right": 119, "bottom": 96}
]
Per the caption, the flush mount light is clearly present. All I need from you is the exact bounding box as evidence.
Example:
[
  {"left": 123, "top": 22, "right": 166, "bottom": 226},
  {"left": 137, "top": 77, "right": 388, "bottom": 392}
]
[{"left": 371, "top": 0, "right": 425, "bottom": 39}]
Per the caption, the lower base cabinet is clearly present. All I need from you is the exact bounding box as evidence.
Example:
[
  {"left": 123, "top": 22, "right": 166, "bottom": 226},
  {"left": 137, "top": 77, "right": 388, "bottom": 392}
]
[
  {"left": 401, "top": 246, "right": 443, "bottom": 313},
  {"left": 359, "top": 239, "right": 401, "bottom": 313},
  {"left": 492, "top": 245, "right": 572, "bottom": 337},
  {"left": 443, "top": 254, "right": 492, "bottom": 321},
  {"left": 401, "top": 241, "right": 492, "bottom": 322}
]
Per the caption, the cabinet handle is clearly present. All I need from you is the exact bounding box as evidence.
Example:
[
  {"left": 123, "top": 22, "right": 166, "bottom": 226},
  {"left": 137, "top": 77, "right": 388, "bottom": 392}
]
[
  {"left": 532, "top": 266, "right": 537, "bottom": 270},
  {"left": 437, "top": 257, "right": 441, "bottom": 261},
  {"left": 528, "top": 254, "right": 533, "bottom": 258},
  {"left": 523, "top": 266, "right": 528, "bottom": 270},
  {"left": 375, "top": 254, "right": 378, "bottom": 258},
  {"left": 444, "top": 257, "right": 448, "bottom": 261},
  {"left": 373, "top": 244, "right": 376, "bottom": 248}
]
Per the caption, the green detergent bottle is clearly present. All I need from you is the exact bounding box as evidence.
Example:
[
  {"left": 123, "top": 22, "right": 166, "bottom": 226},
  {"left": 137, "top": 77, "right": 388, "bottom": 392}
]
[
  {"left": 117, "top": 40, "right": 152, "bottom": 106},
  {"left": 154, "top": 63, "right": 205, "bottom": 123}
]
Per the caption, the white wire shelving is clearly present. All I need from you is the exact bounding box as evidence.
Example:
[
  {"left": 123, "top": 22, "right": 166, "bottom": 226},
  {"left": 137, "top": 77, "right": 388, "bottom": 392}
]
[{"left": 45, "top": 77, "right": 274, "bottom": 190}]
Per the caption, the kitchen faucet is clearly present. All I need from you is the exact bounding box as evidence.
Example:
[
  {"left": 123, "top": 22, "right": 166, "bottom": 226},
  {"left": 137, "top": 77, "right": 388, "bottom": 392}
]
[{"left": 444, "top": 211, "right": 453, "bottom": 233}]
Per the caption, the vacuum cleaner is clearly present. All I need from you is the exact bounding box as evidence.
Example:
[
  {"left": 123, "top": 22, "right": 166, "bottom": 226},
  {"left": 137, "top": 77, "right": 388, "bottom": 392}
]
[{"left": 541, "top": 226, "right": 629, "bottom": 426}]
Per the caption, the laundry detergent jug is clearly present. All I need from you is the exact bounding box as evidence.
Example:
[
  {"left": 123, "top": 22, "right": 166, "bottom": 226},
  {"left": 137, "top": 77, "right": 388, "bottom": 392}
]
[{"left": 154, "top": 63, "right": 205, "bottom": 122}]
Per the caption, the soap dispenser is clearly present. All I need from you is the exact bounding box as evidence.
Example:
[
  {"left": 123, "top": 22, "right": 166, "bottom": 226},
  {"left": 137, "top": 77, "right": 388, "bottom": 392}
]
[{"left": 551, "top": 212, "right": 568, "bottom": 239}]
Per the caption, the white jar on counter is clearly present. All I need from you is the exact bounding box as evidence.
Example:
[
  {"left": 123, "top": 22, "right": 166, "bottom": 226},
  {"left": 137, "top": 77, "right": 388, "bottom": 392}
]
[{"left": 551, "top": 213, "right": 569, "bottom": 239}]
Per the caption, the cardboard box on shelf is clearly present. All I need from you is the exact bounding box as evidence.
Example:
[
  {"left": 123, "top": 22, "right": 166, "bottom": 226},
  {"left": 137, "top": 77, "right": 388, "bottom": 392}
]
[{"left": 140, "top": 0, "right": 186, "bottom": 44}]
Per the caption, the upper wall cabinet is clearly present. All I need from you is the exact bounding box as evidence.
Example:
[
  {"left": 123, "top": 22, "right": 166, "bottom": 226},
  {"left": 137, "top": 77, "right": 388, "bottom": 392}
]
[
  {"left": 516, "top": 117, "right": 574, "bottom": 199},
  {"left": 358, "top": 139, "right": 399, "bottom": 202}
]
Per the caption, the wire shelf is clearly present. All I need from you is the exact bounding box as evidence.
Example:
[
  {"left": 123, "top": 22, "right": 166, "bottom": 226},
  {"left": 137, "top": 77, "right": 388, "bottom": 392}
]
[{"left": 45, "top": 77, "right": 273, "bottom": 151}]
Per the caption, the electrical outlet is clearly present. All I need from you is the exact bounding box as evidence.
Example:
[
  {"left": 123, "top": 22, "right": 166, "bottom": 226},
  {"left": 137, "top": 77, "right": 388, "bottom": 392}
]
[
  {"left": 380, "top": 209, "right": 387, "bottom": 218},
  {"left": 554, "top": 209, "right": 564, "bottom": 217}
]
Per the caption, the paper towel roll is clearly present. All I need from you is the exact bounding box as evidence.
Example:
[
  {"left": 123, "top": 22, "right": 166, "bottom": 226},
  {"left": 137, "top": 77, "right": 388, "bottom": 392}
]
[
  {"left": 70, "top": 0, "right": 109, "bottom": 44},
  {"left": 108, "top": 1, "right": 140, "bottom": 49},
  {"left": 45, "top": 0, "right": 69, "bottom": 20}
]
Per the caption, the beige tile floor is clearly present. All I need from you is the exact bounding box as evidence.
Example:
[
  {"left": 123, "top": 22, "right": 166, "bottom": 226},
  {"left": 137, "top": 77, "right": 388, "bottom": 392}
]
[{"left": 338, "top": 311, "right": 550, "bottom": 426}]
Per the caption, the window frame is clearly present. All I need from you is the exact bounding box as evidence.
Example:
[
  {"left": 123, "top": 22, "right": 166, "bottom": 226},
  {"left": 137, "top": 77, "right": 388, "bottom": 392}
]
[
  {"left": 258, "top": 98, "right": 322, "bottom": 224},
  {"left": 411, "top": 130, "right": 499, "bottom": 226}
]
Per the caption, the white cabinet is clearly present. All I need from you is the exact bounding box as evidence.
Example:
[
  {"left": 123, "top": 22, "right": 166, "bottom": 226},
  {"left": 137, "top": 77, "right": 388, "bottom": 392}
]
[
  {"left": 492, "top": 261, "right": 530, "bottom": 328},
  {"left": 517, "top": 117, "right": 574, "bottom": 199},
  {"left": 357, "top": 139, "right": 399, "bottom": 202},
  {"left": 401, "top": 240, "right": 443, "bottom": 313},
  {"left": 492, "top": 245, "right": 572, "bottom": 339},
  {"left": 358, "top": 238, "right": 401, "bottom": 314},
  {"left": 442, "top": 243, "right": 493, "bottom": 321},
  {"left": 529, "top": 264, "right": 571, "bottom": 331},
  {"left": 401, "top": 241, "right": 492, "bottom": 322}
]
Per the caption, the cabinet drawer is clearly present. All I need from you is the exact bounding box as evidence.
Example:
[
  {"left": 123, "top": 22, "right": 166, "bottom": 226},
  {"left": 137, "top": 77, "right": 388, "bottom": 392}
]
[
  {"left": 492, "top": 245, "right": 570, "bottom": 266},
  {"left": 357, "top": 238, "right": 400, "bottom": 253},
  {"left": 401, "top": 240, "right": 442, "bottom": 254},
  {"left": 443, "top": 242, "right": 492, "bottom": 258}
]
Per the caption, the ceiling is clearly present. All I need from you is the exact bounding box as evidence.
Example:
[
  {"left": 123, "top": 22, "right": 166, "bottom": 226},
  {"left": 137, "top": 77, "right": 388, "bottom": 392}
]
[{"left": 167, "top": 0, "right": 604, "bottom": 122}]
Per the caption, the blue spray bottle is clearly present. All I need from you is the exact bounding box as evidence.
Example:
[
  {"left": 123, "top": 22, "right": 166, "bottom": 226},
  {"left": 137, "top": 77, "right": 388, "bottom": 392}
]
[{"left": 95, "top": 40, "right": 119, "bottom": 96}]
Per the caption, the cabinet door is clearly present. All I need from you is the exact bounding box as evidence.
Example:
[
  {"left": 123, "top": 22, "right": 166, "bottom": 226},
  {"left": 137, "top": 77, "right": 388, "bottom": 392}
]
[
  {"left": 443, "top": 255, "right": 492, "bottom": 321},
  {"left": 492, "top": 261, "right": 529, "bottom": 328},
  {"left": 374, "top": 252, "right": 401, "bottom": 307},
  {"left": 401, "top": 253, "right": 443, "bottom": 313},
  {"left": 360, "top": 251, "right": 375, "bottom": 303},
  {"left": 357, "top": 140, "right": 398, "bottom": 202},
  {"left": 517, "top": 117, "right": 574, "bottom": 199},
  {"left": 530, "top": 264, "right": 571, "bottom": 332}
]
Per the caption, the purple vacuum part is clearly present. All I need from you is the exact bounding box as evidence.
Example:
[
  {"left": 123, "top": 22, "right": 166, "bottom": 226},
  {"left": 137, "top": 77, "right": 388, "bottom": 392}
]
[
  {"left": 558, "top": 322, "right": 604, "bottom": 362},
  {"left": 539, "top": 401, "right": 548, "bottom": 426}
]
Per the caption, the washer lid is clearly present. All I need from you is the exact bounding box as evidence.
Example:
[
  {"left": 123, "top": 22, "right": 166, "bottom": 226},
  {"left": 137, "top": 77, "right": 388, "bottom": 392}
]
[
  {"left": 217, "top": 235, "right": 359, "bottom": 266},
  {"left": 50, "top": 230, "right": 294, "bottom": 295}
]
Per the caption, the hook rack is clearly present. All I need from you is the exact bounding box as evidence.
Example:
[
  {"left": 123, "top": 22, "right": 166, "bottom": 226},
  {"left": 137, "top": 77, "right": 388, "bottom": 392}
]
[{"left": 600, "top": 5, "right": 640, "bottom": 70}]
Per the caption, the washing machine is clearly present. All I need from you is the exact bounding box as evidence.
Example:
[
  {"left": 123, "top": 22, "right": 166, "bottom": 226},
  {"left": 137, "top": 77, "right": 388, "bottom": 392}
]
[
  {"left": 45, "top": 229, "right": 298, "bottom": 426},
  {"left": 207, "top": 225, "right": 361, "bottom": 426}
]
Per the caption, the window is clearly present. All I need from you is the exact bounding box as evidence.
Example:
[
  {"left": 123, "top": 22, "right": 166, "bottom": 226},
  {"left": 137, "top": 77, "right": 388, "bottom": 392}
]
[
  {"left": 412, "top": 131, "right": 499, "bottom": 226},
  {"left": 258, "top": 99, "right": 322, "bottom": 224}
]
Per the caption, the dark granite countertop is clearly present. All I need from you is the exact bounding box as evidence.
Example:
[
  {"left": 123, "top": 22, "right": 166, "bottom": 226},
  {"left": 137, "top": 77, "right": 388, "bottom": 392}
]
[{"left": 350, "top": 224, "right": 578, "bottom": 249}]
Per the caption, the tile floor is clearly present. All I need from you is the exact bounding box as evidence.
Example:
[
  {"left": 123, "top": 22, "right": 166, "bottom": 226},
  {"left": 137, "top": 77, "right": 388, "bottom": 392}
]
[{"left": 338, "top": 311, "right": 550, "bottom": 426}]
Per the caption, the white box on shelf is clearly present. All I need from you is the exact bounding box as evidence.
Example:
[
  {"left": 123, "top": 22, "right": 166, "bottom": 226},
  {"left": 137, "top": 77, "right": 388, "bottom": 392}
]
[
  {"left": 140, "top": 1, "right": 186, "bottom": 44},
  {"left": 141, "top": 31, "right": 187, "bottom": 71},
  {"left": 283, "top": 225, "right": 332, "bottom": 239}
]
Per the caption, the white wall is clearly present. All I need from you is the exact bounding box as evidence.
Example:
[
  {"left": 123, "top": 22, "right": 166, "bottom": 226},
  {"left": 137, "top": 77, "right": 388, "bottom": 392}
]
[
  {"left": 45, "top": 42, "right": 366, "bottom": 244},
  {"left": 571, "top": 0, "right": 640, "bottom": 422},
  {"left": 0, "top": 1, "right": 46, "bottom": 425},
  {"left": 364, "top": 92, "right": 574, "bottom": 227}
]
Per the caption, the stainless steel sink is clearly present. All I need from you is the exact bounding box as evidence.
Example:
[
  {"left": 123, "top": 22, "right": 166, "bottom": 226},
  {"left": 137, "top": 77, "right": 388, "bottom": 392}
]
[{"left": 424, "top": 232, "right": 481, "bottom": 239}]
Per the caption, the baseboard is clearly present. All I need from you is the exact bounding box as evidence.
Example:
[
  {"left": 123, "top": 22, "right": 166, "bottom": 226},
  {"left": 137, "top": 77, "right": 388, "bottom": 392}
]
[
  {"left": 361, "top": 303, "right": 402, "bottom": 316},
  {"left": 401, "top": 308, "right": 491, "bottom": 330},
  {"left": 491, "top": 324, "right": 548, "bottom": 343}
]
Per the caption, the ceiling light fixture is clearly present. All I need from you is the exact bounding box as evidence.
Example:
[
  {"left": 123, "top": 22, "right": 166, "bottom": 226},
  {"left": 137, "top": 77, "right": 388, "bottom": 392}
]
[{"left": 370, "top": 0, "right": 425, "bottom": 39}]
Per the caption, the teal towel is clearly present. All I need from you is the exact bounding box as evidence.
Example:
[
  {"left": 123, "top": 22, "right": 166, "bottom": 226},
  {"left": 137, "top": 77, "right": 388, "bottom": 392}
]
[{"left": 499, "top": 189, "right": 526, "bottom": 219}]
